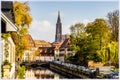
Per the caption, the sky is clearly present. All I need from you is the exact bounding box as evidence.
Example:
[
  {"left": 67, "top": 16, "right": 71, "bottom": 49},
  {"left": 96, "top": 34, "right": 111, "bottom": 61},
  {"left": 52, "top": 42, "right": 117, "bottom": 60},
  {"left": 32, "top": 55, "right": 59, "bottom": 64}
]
[{"left": 28, "top": 1, "right": 119, "bottom": 43}]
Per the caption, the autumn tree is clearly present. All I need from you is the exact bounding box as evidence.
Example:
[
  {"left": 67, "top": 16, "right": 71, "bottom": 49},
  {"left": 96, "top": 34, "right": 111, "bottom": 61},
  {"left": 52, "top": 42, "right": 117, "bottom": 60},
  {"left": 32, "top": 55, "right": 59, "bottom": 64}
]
[
  {"left": 107, "top": 10, "right": 119, "bottom": 41},
  {"left": 86, "top": 18, "right": 111, "bottom": 62},
  {"left": 70, "top": 23, "right": 89, "bottom": 65},
  {"left": 86, "top": 18, "right": 110, "bottom": 50},
  {"left": 96, "top": 10, "right": 119, "bottom": 67},
  {"left": 14, "top": 1, "right": 32, "bottom": 27},
  {"left": 69, "top": 10, "right": 118, "bottom": 67},
  {"left": 12, "top": 1, "right": 32, "bottom": 62},
  {"left": 70, "top": 23, "right": 85, "bottom": 53},
  {"left": 69, "top": 19, "right": 111, "bottom": 64},
  {"left": 97, "top": 41, "right": 118, "bottom": 67}
]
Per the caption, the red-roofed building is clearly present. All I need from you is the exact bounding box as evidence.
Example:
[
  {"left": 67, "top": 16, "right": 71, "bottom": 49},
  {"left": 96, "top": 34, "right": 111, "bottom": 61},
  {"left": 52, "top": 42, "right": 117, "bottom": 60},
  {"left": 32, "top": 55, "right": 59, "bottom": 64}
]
[
  {"left": 52, "top": 41, "right": 63, "bottom": 61},
  {"left": 34, "top": 40, "right": 52, "bottom": 48},
  {"left": 23, "top": 34, "right": 37, "bottom": 62},
  {"left": 38, "top": 47, "right": 54, "bottom": 61},
  {"left": 34, "top": 40, "right": 53, "bottom": 61},
  {"left": 26, "top": 34, "right": 36, "bottom": 49},
  {"left": 59, "top": 38, "right": 74, "bottom": 62}
]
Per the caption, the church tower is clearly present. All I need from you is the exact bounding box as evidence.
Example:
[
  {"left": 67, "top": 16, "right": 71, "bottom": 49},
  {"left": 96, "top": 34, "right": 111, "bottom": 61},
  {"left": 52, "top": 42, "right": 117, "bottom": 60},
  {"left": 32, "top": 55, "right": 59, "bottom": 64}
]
[{"left": 55, "top": 11, "right": 62, "bottom": 42}]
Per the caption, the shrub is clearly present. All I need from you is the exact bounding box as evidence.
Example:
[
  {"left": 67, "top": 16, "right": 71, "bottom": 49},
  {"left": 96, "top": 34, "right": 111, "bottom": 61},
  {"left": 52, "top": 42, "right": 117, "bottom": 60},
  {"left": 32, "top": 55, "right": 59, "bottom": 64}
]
[{"left": 17, "top": 66, "right": 26, "bottom": 79}]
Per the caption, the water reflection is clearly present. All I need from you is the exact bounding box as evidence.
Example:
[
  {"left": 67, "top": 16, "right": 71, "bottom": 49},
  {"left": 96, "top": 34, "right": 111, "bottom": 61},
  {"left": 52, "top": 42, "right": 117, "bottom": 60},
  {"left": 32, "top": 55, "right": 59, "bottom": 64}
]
[{"left": 25, "top": 67, "right": 64, "bottom": 79}]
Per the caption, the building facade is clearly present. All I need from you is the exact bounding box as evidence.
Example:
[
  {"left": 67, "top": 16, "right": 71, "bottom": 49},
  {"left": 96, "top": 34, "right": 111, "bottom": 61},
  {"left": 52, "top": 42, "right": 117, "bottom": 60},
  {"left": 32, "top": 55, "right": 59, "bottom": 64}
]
[
  {"left": 59, "top": 38, "right": 74, "bottom": 62},
  {"left": 34, "top": 40, "right": 52, "bottom": 61},
  {"left": 1, "top": 1, "right": 18, "bottom": 78},
  {"left": 39, "top": 47, "right": 54, "bottom": 61}
]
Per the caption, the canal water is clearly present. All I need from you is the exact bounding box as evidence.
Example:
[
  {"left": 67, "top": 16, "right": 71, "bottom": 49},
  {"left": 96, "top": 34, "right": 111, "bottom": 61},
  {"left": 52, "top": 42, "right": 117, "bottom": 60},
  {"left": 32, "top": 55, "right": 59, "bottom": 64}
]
[{"left": 25, "top": 67, "right": 66, "bottom": 79}]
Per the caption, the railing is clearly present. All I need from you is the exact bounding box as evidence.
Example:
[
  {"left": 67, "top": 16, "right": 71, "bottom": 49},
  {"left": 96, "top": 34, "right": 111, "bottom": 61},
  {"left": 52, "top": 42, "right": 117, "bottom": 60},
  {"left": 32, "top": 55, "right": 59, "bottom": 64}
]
[{"left": 49, "top": 61, "right": 98, "bottom": 79}]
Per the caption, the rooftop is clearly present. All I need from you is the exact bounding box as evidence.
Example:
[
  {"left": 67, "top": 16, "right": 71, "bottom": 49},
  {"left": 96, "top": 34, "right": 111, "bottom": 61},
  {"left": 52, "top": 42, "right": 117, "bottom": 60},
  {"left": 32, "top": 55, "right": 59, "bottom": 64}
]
[
  {"left": 1, "top": 1, "right": 15, "bottom": 23},
  {"left": 26, "top": 34, "right": 36, "bottom": 48},
  {"left": 34, "top": 40, "right": 52, "bottom": 47}
]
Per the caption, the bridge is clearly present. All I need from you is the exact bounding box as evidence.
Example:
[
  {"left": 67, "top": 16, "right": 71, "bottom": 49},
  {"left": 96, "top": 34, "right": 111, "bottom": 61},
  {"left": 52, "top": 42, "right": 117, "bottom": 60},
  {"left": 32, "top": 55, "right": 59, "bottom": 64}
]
[
  {"left": 21, "top": 60, "right": 102, "bottom": 79},
  {"left": 21, "top": 61, "right": 50, "bottom": 68},
  {"left": 49, "top": 61, "right": 97, "bottom": 78}
]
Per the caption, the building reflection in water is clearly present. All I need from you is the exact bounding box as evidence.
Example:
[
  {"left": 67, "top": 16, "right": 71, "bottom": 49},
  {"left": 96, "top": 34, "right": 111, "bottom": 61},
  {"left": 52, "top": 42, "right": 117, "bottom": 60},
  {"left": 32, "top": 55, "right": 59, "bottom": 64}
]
[{"left": 25, "top": 68, "right": 61, "bottom": 79}]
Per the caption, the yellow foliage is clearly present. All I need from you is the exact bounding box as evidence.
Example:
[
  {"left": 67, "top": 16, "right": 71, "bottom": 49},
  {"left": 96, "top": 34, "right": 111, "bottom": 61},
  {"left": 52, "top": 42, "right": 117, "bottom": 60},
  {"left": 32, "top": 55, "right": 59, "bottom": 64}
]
[
  {"left": 13, "top": 1, "right": 32, "bottom": 27},
  {"left": 21, "top": 35, "right": 29, "bottom": 49},
  {"left": 13, "top": 2, "right": 33, "bottom": 62}
]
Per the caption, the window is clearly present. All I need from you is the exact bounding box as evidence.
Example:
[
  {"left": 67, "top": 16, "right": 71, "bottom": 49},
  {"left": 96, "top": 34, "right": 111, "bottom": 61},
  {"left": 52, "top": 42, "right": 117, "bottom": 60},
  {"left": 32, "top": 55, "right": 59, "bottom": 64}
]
[{"left": 1, "top": 20, "right": 6, "bottom": 33}]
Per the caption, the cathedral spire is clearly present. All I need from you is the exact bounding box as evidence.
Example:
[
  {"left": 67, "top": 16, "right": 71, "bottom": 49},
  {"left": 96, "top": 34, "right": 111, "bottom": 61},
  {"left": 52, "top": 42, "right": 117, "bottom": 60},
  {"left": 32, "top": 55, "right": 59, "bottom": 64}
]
[
  {"left": 57, "top": 11, "right": 61, "bottom": 23},
  {"left": 55, "top": 11, "right": 62, "bottom": 42}
]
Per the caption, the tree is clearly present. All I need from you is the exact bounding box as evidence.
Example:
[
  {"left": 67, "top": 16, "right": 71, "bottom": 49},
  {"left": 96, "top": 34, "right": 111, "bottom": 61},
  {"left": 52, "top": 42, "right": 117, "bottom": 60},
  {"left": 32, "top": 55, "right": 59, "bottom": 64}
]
[
  {"left": 106, "top": 10, "right": 119, "bottom": 66},
  {"left": 86, "top": 18, "right": 110, "bottom": 49},
  {"left": 97, "top": 41, "right": 118, "bottom": 67},
  {"left": 70, "top": 23, "right": 85, "bottom": 52},
  {"left": 107, "top": 10, "right": 119, "bottom": 41},
  {"left": 85, "top": 18, "right": 110, "bottom": 62},
  {"left": 70, "top": 23, "right": 89, "bottom": 64},
  {"left": 108, "top": 42, "right": 118, "bottom": 67},
  {"left": 13, "top": 1, "right": 32, "bottom": 62},
  {"left": 13, "top": 1, "right": 32, "bottom": 27}
]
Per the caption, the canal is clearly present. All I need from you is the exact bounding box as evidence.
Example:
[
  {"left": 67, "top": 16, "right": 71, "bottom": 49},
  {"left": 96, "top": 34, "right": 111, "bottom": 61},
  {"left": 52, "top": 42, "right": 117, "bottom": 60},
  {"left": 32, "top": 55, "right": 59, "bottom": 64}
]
[{"left": 25, "top": 67, "right": 67, "bottom": 79}]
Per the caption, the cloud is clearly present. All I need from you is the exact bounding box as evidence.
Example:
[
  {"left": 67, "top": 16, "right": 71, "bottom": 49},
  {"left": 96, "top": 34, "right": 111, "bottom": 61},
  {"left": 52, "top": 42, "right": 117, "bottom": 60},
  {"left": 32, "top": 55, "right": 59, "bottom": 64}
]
[
  {"left": 30, "top": 19, "right": 51, "bottom": 28},
  {"left": 29, "top": 19, "right": 90, "bottom": 43},
  {"left": 62, "top": 25, "right": 71, "bottom": 35},
  {"left": 29, "top": 19, "right": 55, "bottom": 42}
]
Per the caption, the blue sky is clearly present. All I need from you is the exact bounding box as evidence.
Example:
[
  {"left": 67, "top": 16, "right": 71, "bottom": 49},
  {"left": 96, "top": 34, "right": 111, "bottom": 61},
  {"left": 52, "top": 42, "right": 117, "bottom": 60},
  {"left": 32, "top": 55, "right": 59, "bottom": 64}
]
[{"left": 28, "top": 1, "right": 118, "bottom": 43}]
